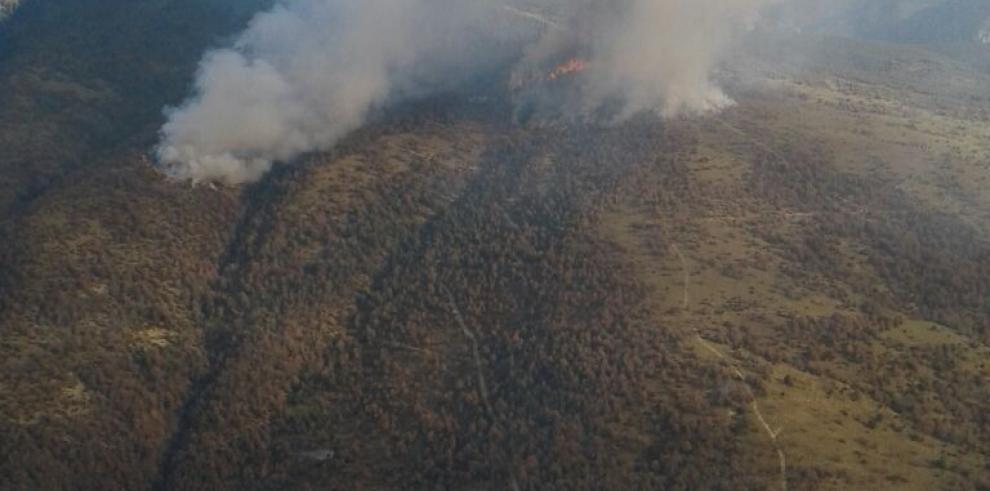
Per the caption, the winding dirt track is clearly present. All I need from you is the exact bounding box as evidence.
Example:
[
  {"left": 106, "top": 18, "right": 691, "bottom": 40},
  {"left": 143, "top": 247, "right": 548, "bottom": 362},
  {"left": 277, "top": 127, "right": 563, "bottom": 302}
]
[{"left": 670, "top": 243, "right": 788, "bottom": 491}]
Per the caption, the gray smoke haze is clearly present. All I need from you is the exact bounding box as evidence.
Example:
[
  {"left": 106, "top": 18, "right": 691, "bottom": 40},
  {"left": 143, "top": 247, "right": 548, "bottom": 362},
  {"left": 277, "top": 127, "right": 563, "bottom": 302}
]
[
  {"left": 156, "top": 0, "right": 787, "bottom": 184},
  {"left": 0, "top": 0, "right": 22, "bottom": 19},
  {"left": 515, "top": 0, "right": 785, "bottom": 119}
]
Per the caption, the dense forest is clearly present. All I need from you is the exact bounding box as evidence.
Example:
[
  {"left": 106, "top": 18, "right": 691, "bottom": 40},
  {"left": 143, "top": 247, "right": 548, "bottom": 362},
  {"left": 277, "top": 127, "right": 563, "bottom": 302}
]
[{"left": 2, "top": 1, "right": 990, "bottom": 490}]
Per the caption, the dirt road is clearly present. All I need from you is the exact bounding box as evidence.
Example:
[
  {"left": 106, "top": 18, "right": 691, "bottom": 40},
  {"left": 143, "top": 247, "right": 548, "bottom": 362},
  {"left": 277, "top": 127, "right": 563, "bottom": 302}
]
[{"left": 670, "top": 243, "right": 788, "bottom": 491}]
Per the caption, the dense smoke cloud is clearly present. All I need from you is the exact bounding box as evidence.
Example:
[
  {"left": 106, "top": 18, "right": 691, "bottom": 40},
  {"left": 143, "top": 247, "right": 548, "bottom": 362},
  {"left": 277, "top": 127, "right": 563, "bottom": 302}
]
[
  {"left": 156, "top": 0, "right": 786, "bottom": 183},
  {"left": 0, "top": 0, "right": 22, "bottom": 19},
  {"left": 157, "top": 0, "right": 499, "bottom": 183},
  {"left": 516, "top": 0, "right": 784, "bottom": 119}
]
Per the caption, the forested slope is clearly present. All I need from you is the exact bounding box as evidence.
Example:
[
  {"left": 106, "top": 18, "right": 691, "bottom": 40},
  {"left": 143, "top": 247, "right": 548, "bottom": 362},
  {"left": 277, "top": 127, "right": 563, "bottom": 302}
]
[{"left": 1, "top": 2, "right": 989, "bottom": 490}]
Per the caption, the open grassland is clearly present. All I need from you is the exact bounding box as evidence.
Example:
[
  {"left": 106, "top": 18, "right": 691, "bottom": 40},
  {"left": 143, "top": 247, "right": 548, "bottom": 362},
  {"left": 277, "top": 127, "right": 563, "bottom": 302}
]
[{"left": 595, "top": 64, "right": 990, "bottom": 486}]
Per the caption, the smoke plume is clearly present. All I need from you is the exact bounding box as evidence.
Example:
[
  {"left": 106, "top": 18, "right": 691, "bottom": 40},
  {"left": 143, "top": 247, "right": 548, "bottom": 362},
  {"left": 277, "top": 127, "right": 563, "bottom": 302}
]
[
  {"left": 0, "top": 0, "right": 22, "bottom": 19},
  {"left": 156, "top": 0, "right": 785, "bottom": 184}
]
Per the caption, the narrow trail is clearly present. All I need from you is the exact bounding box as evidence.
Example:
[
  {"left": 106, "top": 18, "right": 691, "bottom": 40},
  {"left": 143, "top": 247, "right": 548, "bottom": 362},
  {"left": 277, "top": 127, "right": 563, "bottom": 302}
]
[
  {"left": 707, "top": 117, "right": 796, "bottom": 490},
  {"left": 445, "top": 289, "right": 494, "bottom": 416},
  {"left": 445, "top": 289, "right": 521, "bottom": 491},
  {"left": 498, "top": 5, "right": 563, "bottom": 30},
  {"left": 670, "top": 243, "right": 788, "bottom": 491}
]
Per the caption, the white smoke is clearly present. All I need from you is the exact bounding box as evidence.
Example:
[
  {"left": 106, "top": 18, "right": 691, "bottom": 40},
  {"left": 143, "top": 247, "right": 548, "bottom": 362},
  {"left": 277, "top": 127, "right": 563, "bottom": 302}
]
[
  {"left": 595, "top": 0, "right": 781, "bottom": 117},
  {"left": 0, "top": 0, "right": 22, "bottom": 19},
  {"left": 156, "top": 0, "right": 495, "bottom": 183},
  {"left": 157, "top": 0, "right": 786, "bottom": 184},
  {"left": 517, "top": 0, "right": 783, "bottom": 119}
]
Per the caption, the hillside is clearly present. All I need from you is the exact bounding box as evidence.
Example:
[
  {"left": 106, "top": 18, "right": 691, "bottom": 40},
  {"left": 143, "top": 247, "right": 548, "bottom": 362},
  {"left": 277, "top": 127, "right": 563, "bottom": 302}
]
[
  {"left": 784, "top": 0, "right": 990, "bottom": 47},
  {"left": 1, "top": 2, "right": 989, "bottom": 490},
  {"left": 881, "top": 0, "right": 990, "bottom": 44}
]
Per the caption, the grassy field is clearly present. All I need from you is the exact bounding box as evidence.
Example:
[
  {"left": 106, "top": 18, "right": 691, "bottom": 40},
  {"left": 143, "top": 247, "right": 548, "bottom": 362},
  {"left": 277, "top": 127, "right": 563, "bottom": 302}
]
[{"left": 595, "top": 55, "right": 990, "bottom": 487}]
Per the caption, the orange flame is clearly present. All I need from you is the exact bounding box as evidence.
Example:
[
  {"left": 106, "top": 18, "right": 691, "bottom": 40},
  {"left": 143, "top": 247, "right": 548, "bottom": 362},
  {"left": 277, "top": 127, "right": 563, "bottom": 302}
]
[{"left": 546, "top": 58, "right": 587, "bottom": 81}]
